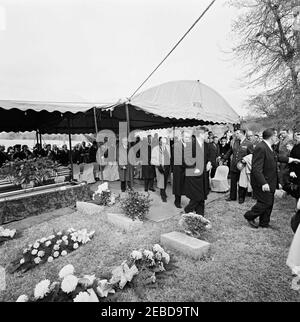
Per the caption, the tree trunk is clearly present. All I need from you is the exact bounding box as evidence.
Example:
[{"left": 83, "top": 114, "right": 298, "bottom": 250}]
[
  {"left": 294, "top": 0, "right": 300, "bottom": 122},
  {"left": 291, "top": 66, "right": 300, "bottom": 109}
]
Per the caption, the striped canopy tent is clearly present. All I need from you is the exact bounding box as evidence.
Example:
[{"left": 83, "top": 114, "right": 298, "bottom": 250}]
[
  {"left": 0, "top": 100, "right": 117, "bottom": 183},
  {"left": 0, "top": 80, "right": 239, "bottom": 134},
  {"left": 0, "top": 81, "right": 239, "bottom": 182},
  {"left": 0, "top": 100, "right": 115, "bottom": 134}
]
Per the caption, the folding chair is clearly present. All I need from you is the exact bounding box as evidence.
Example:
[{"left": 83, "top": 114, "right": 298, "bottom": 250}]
[
  {"left": 80, "top": 163, "right": 96, "bottom": 184},
  {"left": 92, "top": 162, "right": 100, "bottom": 180},
  {"left": 210, "top": 165, "right": 229, "bottom": 193},
  {"left": 103, "top": 164, "right": 120, "bottom": 181},
  {"left": 72, "top": 164, "right": 81, "bottom": 181}
]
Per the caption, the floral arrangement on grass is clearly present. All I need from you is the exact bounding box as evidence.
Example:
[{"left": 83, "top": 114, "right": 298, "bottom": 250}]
[
  {"left": 110, "top": 244, "right": 171, "bottom": 291},
  {"left": 92, "top": 182, "right": 118, "bottom": 207},
  {"left": 9, "top": 228, "right": 95, "bottom": 273},
  {"left": 0, "top": 157, "right": 58, "bottom": 187},
  {"left": 179, "top": 213, "right": 212, "bottom": 239},
  {"left": 16, "top": 264, "right": 115, "bottom": 302},
  {"left": 15, "top": 244, "right": 175, "bottom": 302},
  {"left": 0, "top": 226, "right": 17, "bottom": 245},
  {"left": 119, "top": 189, "right": 152, "bottom": 221}
]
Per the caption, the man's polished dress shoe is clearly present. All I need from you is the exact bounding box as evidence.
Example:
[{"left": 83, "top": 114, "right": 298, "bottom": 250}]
[
  {"left": 161, "top": 196, "right": 167, "bottom": 203},
  {"left": 174, "top": 202, "right": 182, "bottom": 209},
  {"left": 226, "top": 197, "right": 236, "bottom": 202},
  {"left": 247, "top": 220, "right": 259, "bottom": 229},
  {"left": 149, "top": 188, "right": 155, "bottom": 192},
  {"left": 238, "top": 199, "right": 245, "bottom": 204},
  {"left": 259, "top": 224, "right": 271, "bottom": 229}
]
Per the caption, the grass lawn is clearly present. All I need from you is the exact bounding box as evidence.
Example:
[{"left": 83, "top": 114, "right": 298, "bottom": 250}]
[{"left": 0, "top": 188, "right": 300, "bottom": 302}]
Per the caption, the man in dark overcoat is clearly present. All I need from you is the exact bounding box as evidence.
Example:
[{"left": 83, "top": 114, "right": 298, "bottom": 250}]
[
  {"left": 141, "top": 135, "right": 156, "bottom": 192},
  {"left": 172, "top": 131, "right": 192, "bottom": 208},
  {"left": 183, "top": 127, "right": 212, "bottom": 216}
]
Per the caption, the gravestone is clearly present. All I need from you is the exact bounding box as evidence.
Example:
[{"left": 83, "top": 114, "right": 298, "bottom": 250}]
[
  {"left": 76, "top": 201, "right": 105, "bottom": 216},
  {"left": 160, "top": 231, "right": 210, "bottom": 259},
  {"left": 106, "top": 213, "right": 143, "bottom": 232}
]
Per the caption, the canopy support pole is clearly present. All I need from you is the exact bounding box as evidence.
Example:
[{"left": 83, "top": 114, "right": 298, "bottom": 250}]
[
  {"left": 68, "top": 118, "right": 74, "bottom": 182},
  {"left": 93, "top": 106, "right": 98, "bottom": 134},
  {"left": 98, "top": 108, "right": 101, "bottom": 132},
  {"left": 125, "top": 104, "right": 131, "bottom": 135},
  {"left": 125, "top": 103, "right": 133, "bottom": 188},
  {"left": 36, "top": 130, "right": 39, "bottom": 146},
  {"left": 98, "top": 108, "right": 104, "bottom": 183},
  {"left": 39, "top": 132, "right": 42, "bottom": 146}
]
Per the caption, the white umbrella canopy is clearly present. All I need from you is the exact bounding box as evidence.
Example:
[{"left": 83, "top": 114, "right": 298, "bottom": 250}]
[{"left": 130, "top": 80, "right": 240, "bottom": 124}]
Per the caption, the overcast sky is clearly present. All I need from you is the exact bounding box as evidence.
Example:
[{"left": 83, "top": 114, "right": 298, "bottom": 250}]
[{"left": 0, "top": 0, "right": 254, "bottom": 116}]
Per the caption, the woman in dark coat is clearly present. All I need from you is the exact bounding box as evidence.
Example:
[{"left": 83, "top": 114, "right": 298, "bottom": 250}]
[{"left": 142, "top": 135, "right": 156, "bottom": 192}]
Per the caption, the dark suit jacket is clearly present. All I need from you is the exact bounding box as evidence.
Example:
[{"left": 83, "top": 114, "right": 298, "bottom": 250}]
[
  {"left": 172, "top": 141, "right": 186, "bottom": 196},
  {"left": 208, "top": 142, "right": 220, "bottom": 168},
  {"left": 289, "top": 144, "right": 300, "bottom": 178},
  {"left": 142, "top": 144, "right": 155, "bottom": 180},
  {"left": 251, "top": 141, "right": 288, "bottom": 192},
  {"left": 0, "top": 151, "right": 8, "bottom": 167},
  {"left": 219, "top": 143, "right": 230, "bottom": 158},
  {"left": 89, "top": 146, "right": 98, "bottom": 163},
  {"left": 60, "top": 150, "right": 70, "bottom": 166}
]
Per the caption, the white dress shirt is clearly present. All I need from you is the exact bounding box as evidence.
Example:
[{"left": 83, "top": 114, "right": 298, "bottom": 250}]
[
  {"left": 240, "top": 137, "right": 246, "bottom": 145},
  {"left": 263, "top": 139, "right": 293, "bottom": 164},
  {"left": 196, "top": 137, "right": 203, "bottom": 148},
  {"left": 263, "top": 140, "right": 273, "bottom": 152}
]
